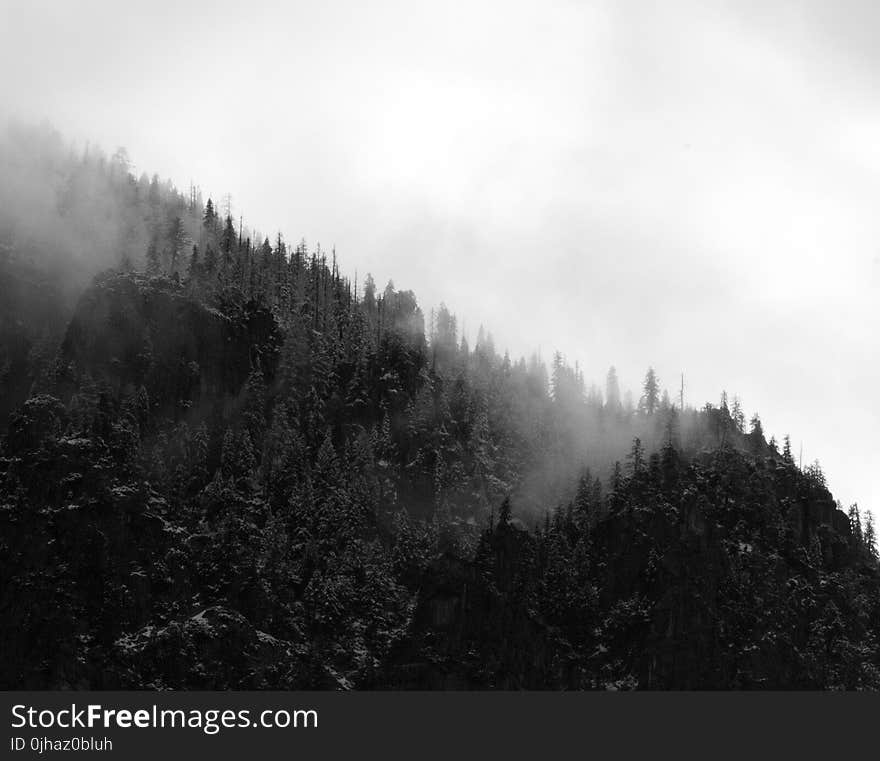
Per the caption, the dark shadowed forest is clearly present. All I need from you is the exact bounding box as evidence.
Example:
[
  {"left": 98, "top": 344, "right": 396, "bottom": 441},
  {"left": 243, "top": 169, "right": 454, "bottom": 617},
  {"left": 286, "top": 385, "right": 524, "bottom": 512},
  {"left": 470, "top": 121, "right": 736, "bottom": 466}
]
[{"left": 1, "top": 123, "right": 878, "bottom": 690}]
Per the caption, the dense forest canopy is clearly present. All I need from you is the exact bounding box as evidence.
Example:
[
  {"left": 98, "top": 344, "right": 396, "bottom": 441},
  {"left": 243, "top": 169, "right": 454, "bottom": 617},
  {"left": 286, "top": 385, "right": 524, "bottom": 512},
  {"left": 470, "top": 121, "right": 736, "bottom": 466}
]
[
  {"left": 1, "top": 122, "right": 877, "bottom": 689},
  {"left": 0, "top": 122, "right": 828, "bottom": 512}
]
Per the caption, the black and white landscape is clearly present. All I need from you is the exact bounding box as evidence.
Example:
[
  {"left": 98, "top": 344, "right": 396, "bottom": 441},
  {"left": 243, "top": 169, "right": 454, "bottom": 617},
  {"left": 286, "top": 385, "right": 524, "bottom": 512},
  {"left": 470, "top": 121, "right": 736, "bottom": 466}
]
[{"left": 1, "top": 1, "right": 878, "bottom": 690}]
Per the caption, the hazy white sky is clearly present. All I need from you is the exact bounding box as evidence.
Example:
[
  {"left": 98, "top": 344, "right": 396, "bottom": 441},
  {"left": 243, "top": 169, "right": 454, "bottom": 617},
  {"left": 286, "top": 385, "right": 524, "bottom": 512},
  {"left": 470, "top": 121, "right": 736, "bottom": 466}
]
[{"left": 1, "top": 0, "right": 878, "bottom": 513}]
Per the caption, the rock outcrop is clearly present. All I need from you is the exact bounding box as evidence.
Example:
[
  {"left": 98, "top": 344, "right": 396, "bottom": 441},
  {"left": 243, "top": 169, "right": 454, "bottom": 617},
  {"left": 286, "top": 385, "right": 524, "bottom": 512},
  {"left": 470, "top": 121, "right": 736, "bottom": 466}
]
[{"left": 59, "top": 272, "right": 281, "bottom": 420}]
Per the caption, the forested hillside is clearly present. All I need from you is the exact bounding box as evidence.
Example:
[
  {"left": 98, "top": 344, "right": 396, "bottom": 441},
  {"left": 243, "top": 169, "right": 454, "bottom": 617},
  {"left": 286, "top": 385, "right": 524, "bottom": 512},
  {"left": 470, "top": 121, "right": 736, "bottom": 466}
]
[{"left": 1, "top": 124, "right": 878, "bottom": 689}]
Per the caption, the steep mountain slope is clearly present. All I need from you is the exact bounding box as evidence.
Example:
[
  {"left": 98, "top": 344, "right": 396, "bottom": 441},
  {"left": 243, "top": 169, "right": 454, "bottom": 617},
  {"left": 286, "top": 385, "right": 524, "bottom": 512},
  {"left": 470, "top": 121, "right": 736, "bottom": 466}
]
[
  {"left": 1, "top": 270, "right": 877, "bottom": 690},
  {"left": 0, "top": 128, "right": 877, "bottom": 688}
]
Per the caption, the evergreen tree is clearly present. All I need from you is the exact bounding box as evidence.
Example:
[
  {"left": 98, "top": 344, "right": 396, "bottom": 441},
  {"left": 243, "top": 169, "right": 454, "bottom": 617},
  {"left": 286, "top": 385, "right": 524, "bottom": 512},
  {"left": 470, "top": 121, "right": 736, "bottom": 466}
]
[
  {"left": 783, "top": 435, "right": 794, "bottom": 465},
  {"left": 749, "top": 413, "right": 763, "bottom": 439},
  {"left": 220, "top": 215, "right": 236, "bottom": 258},
  {"left": 640, "top": 367, "right": 659, "bottom": 416},
  {"left": 865, "top": 512, "right": 878, "bottom": 560},
  {"left": 748, "top": 413, "right": 764, "bottom": 453},
  {"left": 849, "top": 504, "right": 863, "bottom": 546},
  {"left": 203, "top": 197, "right": 216, "bottom": 227},
  {"left": 731, "top": 396, "right": 745, "bottom": 433},
  {"left": 605, "top": 366, "right": 621, "bottom": 412},
  {"left": 627, "top": 437, "right": 645, "bottom": 474}
]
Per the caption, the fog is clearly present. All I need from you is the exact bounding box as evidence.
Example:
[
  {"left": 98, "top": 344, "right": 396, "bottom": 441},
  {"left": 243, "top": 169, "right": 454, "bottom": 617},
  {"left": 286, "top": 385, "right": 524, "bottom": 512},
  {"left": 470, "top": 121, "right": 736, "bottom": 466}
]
[
  {"left": 1, "top": 0, "right": 877, "bottom": 514},
  {"left": 0, "top": 124, "right": 150, "bottom": 286}
]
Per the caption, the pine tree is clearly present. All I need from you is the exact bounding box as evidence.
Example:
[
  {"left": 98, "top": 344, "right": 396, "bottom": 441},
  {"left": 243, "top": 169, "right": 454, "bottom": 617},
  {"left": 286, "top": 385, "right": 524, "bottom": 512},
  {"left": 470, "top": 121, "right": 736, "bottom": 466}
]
[
  {"left": 749, "top": 413, "right": 763, "bottom": 439},
  {"left": 849, "top": 504, "right": 863, "bottom": 546},
  {"left": 573, "top": 470, "right": 591, "bottom": 508},
  {"left": 731, "top": 396, "right": 745, "bottom": 433},
  {"left": 864, "top": 512, "right": 878, "bottom": 560},
  {"left": 749, "top": 413, "right": 764, "bottom": 453},
  {"left": 315, "top": 430, "right": 340, "bottom": 488},
  {"left": 628, "top": 437, "right": 645, "bottom": 474},
  {"left": 640, "top": 368, "right": 659, "bottom": 416},
  {"left": 148, "top": 173, "right": 161, "bottom": 207},
  {"left": 806, "top": 460, "right": 826, "bottom": 488},
  {"left": 605, "top": 366, "right": 621, "bottom": 412},
  {"left": 203, "top": 197, "right": 216, "bottom": 228},
  {"left": 220, "top": 215, "right": 236, "bottom": 257},
  {"left": 782, "top": 435, "right": 794, "bottom": 465}
]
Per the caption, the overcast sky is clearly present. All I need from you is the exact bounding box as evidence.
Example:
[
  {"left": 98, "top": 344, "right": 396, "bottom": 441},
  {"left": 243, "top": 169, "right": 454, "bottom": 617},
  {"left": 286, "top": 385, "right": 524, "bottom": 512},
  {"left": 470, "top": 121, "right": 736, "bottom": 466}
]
[{"left": 1, "top": 0, "right": 877, "bottom": 514}]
